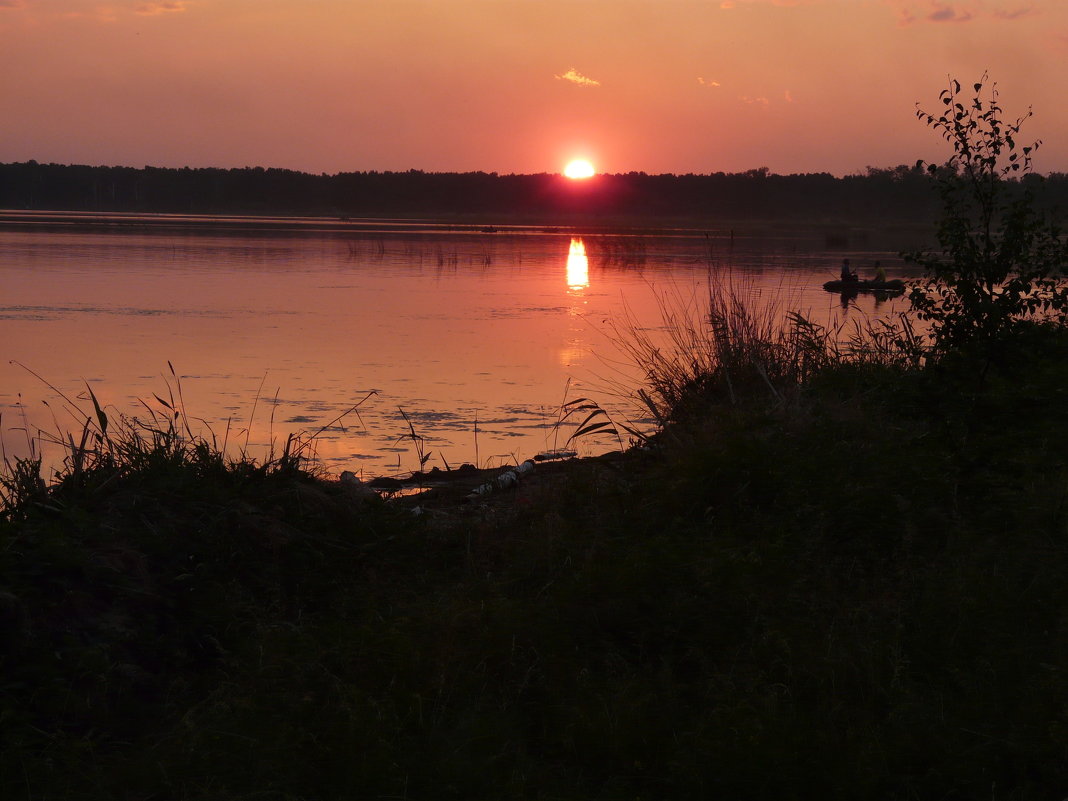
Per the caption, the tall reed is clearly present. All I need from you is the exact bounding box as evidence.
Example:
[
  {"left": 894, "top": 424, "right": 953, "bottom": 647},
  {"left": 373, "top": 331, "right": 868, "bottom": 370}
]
[
  {"left": 600, "top": 273, "right": 920, "bottom": 429},
  {"left": 0, "top": 368, "right": 375, "bottom": 518}
]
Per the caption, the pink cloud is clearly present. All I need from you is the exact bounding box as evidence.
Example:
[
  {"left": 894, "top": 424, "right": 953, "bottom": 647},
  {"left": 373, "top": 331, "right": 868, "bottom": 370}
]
[
  {"left": 135, "top": 1, "right": 187, "bottom": 14},
  {"left": 993, "top": 5, "right": 1037, "bottom": 19},
  {"left": 890, "top": 1, "right": 1040, "bottom": 25},
  {"left": 719, "top": 0, "right": 822, "bottom": 6},
  {"left": 928, "top": 4, "right": 973, "bottom": 22}
]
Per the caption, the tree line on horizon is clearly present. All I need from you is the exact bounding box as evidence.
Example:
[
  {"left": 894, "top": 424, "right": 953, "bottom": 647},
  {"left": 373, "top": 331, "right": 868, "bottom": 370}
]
[{"left": 3, "top": 160, "right": 1068, "bottom": 223}]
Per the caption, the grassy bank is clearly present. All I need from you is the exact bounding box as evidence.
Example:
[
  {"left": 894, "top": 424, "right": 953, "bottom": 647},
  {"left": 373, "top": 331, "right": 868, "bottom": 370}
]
[
  {"left": 8, "top": 73, "right": 1068, "bottom": 800},
  {"left": 3, "top": 307, "right": 1068, "bottom": 799}
]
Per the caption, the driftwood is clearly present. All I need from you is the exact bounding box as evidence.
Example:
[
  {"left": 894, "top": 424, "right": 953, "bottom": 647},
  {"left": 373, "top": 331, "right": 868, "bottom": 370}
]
[{"left": 465, "top": 460, "right": 535, "bottom": 501}]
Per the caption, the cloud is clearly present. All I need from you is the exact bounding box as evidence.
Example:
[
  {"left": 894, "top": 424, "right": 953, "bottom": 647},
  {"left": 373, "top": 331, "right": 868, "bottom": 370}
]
[
  {"left": 993, "top": 4, "right": 1037, "bottom": 19},
  {"left": 697, "top": 77, "right": 721, "bottom": 87},
  {"left": 720, "top": 0, "right": 821, "bottom": 6},
  {"left": 22, "top": 3, "right": 122, "bottom": 22},
  {"left": 136, "top": 1, "right": 187, "bottom": 14},
  {"left": 555, "top": 68, "right": 601, "bottom": 88},
  {"left": 736, "top": 91, "right": 793, "bottom": 106},
  {"left": 88, "top": 5, "right": 119, "bottom": 22},
  {"left": 889, "top": 1, "right": 1039, "bottom": 25},
  {"left": 928, "top": 4, "right": 973, "bottom": 22}
]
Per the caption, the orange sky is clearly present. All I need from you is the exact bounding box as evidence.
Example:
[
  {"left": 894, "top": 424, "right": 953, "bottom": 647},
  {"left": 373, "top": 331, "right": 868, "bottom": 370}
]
[{"left": 2, "top": 0, "right": 1066, "bottom": 176}]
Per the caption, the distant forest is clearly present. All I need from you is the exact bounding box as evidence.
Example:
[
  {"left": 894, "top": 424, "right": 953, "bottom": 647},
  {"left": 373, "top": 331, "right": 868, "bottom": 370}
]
[{"left": 4, "top": 161, "right": 1068, "bottom": 224}]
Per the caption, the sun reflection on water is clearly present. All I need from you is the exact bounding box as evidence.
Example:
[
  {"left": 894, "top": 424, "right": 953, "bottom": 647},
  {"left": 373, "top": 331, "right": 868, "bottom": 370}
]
[{"left": 566, "top": 237, "right": 589, "bottom": 291}]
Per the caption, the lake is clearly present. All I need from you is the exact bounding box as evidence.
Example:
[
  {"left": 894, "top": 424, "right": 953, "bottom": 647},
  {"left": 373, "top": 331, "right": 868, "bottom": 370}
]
[{"left": 0, "top": 213, "right": 918, "bottom": 477}]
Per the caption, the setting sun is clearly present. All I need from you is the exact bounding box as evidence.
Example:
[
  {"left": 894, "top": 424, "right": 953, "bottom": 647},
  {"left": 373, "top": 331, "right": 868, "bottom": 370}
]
[{"left": 563, "top": 159, "right": 596, "bottom": 179}]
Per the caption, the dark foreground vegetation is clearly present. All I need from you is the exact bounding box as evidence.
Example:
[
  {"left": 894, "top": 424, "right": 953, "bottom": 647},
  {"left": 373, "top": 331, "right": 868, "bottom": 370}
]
[
  {"left": 4, "top": 77, "right": 1068, "bottom": 799},
  {"left": 4, "top": 322, "right": 1068, "bottom": 801}
]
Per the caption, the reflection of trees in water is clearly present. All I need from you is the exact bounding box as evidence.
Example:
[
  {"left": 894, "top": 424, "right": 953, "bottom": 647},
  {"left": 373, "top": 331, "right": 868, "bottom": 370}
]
[
  {"left": 347, "top": 235, "right": 386, "bottom": 260},
  {"left": 343, "top": 234, "right": 503, "bottom": 269},
  {"left": 584, "top": 235, "right": 647, "bottom": 269}
]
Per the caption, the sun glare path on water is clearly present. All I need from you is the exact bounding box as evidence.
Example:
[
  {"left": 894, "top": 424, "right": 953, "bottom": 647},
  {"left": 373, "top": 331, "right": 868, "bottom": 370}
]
[
  {"left": 566, "top": 237, "right": 589, "bottom": 290},
  {"left": 564, "top": 159, "right": 596, "bottom": 179}
]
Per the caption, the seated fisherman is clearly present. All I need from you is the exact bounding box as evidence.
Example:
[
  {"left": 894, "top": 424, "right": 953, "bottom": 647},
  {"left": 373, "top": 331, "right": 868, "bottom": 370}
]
[
  {"left": 840, "top": 258, "right": 857, "bottom": 282},
  {"left": 872, "top": 261, "right": 887, "bottom": 283}
]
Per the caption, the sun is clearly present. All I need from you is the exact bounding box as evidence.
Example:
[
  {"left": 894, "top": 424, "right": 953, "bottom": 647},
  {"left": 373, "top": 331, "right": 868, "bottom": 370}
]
[{"left": 563, "top": 159, "right": 596, "bottom": 179}]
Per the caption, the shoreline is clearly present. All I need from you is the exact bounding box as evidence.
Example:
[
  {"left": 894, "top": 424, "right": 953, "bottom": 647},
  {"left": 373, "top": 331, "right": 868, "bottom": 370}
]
[{"left": 0, "top": 207, "right": 936, "bottom": 247}]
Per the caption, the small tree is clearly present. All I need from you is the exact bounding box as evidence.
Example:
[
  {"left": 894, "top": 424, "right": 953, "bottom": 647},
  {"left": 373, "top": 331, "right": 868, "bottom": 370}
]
[{"left": 905, "top": 74, "right": 1068, "bottom": 350}]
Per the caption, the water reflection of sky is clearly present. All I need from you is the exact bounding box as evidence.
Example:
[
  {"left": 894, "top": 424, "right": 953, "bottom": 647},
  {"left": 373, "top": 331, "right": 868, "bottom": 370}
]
[{"left": 0, "top": 224, "right": 918, "bottom": 476}]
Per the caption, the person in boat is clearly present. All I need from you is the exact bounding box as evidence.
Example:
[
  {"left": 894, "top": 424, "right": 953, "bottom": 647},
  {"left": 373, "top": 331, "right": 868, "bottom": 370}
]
[
  {"left": 872, "top": 260, "right": 887, "bottom": 283},
  {"left": 840, "top": 258, "right": 857, "bottom": 283}
]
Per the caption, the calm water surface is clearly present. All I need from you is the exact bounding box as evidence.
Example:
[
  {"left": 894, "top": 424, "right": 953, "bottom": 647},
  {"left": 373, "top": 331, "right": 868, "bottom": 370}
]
[{"left": 0, "top": 217, "right": 916, "bottom": 476}]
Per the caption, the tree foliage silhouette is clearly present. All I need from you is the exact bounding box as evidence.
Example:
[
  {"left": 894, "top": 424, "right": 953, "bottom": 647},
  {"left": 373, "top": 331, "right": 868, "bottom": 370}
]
[{"left": 905, "top": 74, "right": 1068, "bottom": 350}]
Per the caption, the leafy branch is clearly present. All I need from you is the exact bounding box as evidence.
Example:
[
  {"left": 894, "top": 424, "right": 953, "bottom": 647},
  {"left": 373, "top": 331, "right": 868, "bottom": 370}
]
[{"left": 904, "top": 74, "right": 1068, "bottom": 351}]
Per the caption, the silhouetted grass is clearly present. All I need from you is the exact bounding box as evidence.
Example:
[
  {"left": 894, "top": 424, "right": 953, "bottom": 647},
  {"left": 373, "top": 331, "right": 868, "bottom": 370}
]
[{"left": 3, "top": 310, "right": 1068, "bottom": 799}]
